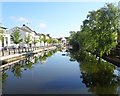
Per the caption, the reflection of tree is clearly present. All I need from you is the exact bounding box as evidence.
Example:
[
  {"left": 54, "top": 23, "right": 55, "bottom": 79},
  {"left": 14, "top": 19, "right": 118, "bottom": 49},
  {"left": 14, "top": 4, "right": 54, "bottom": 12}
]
[
  {"left": 39, "top": 50, "right": 58, "bottom": 64},
  {"left": 2, "top": 72, "right": 8, "bottom": 83},
  {"left": 24, "top": 57, "right": 33, "bottom": 70},
  {"left": 80, "top": 63, "right": 119, "bottom": 94},
  {"left": 39, "top": 53, "right": 47, "bottom": 64},
  {"left": 1, "top": 71, "right": 8, "bottom": 90},
  {"left": 12, "top": 63, "right": 22, "bottom": 78},
  {"left": 69, "top": 58, "right": 76, "bottom": 62},
  {"left": 70, "top": 50, "right": 120, "bottom": 94},
  {"left": 34, "top": 56, "right": 39, "bottom": 64},
  {"left": 46, "top": 51, "right": 53, "bottom": 57}
]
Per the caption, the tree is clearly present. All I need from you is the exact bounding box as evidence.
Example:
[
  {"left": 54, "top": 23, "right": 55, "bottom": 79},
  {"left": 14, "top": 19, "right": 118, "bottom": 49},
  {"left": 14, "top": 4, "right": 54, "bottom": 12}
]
[
  {"left": 47, "top": 37, "right": 53, "bottom": 46},
  {"left": 38, "top": 34, "right": 42, "bottom": 46},
  {"left": 82, "top": 3, "right": 118, "bottom": 62},
  {"left": 11, "top": 28, "right": 23, "bottom": 45},
  {"left": 0, "top": 29, "right": 3, "bottom": 41},
  {"left": 69, "top": 3, "right": 118, "bottom": 62},
  {"left": 0, "top": 29, "right": 4, "bottom": 47},
  {"left": 33, "top": 37, "right": 38, "bottom": 47},
  {"left": 52, "top": 38, "right": 58, "bottom": 44},
  {"left": 24, "top": 33, "right": 31, "bottom": 47},
  {"left": 42, "top": 34, "right": 47, "bottom": 46},
  {"left": 69, "top": 31, "right": 79, "bottom": 50}
]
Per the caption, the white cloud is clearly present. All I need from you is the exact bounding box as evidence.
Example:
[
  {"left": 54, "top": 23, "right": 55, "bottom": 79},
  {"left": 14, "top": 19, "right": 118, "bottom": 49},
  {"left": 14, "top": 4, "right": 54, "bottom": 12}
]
[
  {"left": 10, "top": 16, "right": 29, "bottom": 23},
  {"left": 18, "top": 17, "right": 29, "bottom": 23},
  {"left": 39, "top": 22, "right": 47, "bottom": 29}
]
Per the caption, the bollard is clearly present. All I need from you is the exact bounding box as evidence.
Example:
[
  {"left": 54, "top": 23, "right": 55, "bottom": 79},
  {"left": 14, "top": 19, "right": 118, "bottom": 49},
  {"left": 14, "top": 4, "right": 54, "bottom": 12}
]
[
  {"left": 9, "top": 48, "right": 10, "bottom": 55},
  {"left": 14, "top": 48, "right": 15, "bottom": 54},
  {"left": 25, "top": 47, "right": 26, "bottom": 52},
  {"left": 22, "top": 48, "right": 23, "bottom": 52},
  {"left": 2, "top": 48, "right": 4, "bottom": 56}
]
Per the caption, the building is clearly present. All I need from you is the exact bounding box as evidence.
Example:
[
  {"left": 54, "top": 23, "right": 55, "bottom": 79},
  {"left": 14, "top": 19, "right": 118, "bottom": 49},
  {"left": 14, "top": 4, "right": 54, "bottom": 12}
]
[
  {"left": 7, "top": 24, "right": 40, "bottom": 47},
  {"left": 7, "top": 24, "right": 51, "bottom": 47},
  {"left": 0, "top": 27, "right": 11, "bottom": 48}
]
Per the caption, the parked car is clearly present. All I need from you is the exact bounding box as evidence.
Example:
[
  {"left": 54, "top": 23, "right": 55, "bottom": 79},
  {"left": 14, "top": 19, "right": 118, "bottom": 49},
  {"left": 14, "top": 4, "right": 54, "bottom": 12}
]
[
  {"left": 19, "top": 44, "right": 28, "bottom": 48},
  {"left": 9, "top": 44, "right": 19, "bottom": 49}
]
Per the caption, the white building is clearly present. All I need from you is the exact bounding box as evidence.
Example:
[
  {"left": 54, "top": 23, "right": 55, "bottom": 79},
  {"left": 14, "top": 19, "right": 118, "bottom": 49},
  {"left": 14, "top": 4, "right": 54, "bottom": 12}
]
[
  {"left": 0, "top": 27, "right": 11, "bottom": 49},
  {"left": 7, "top": 24, "right": 40, "bottom": 47},
  {"left": 7, "top": 24, "right": 51, "bottom": 48}
]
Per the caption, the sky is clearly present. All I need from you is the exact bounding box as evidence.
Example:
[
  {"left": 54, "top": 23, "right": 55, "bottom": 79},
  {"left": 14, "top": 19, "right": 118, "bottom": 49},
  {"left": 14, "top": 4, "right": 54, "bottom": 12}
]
[{"left": 1, "top": 1, "right": 119, "bottom": 38}]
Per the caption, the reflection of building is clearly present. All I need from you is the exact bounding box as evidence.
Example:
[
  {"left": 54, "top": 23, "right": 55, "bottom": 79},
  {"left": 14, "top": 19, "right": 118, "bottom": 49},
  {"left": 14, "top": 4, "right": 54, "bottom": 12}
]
[
  {"left": 56, "top": 37, "right": 68, "bottom": 47},
  {"left": 40, "top": 60, "right": 46, "bottom": 64},
  {"left": 0, "top": 27, "right": 11, "bottom": 48},
  {"left": 61, "top": 37, "right": 66, "bottom": 46}
]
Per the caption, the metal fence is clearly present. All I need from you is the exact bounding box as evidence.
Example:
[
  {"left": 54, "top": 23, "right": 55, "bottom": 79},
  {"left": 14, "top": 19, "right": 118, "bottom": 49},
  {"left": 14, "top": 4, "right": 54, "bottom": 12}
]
[{"left": 0, "top": 46, "right": 51, "bottom": 57}]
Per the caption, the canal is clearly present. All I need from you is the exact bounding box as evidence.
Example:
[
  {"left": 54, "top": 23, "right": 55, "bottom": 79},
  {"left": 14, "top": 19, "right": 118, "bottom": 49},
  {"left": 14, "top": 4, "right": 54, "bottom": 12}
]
[{"left": 1, "top": 49, "right": 120, "bottom": 94}]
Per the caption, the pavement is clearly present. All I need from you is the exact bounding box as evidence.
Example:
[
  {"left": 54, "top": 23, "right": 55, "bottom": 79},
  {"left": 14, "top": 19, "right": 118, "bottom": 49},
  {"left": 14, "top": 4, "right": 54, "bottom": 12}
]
[{"left": 0, "top": 46, "right": 56, "bottom": 62}]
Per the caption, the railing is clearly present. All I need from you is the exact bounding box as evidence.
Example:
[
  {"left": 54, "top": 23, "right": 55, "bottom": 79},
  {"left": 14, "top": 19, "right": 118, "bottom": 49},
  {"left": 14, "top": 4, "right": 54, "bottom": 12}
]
[{"left": 0, "top": 45, "right": 54, "bottom": 57}]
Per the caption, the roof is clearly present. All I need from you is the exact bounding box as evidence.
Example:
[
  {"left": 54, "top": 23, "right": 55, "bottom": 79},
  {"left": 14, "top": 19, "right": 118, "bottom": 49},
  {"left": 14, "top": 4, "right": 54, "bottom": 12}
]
[
  {"left": 21, "top": 25, "right": 34, "bottom": 33},
  {"left": 64, "top": 37, "right": 69, "bottom": 39},
  {"left": 0, "top": 27, "right": 7, "bottom": 29},
  {"left": 56, "top": 37, "right": 62, "bottom": 41},
  {"left": 33, "top": 31, "right": 38, "bottom": 35},
  {"left": 24, "top": 25, "right": 33, "bottom": 32},
  {"left": 20, "top": 28, "right": 30, "bottom": 32},
  {"left": 11, "top": 27, "right": 30, "bottom": 33}
]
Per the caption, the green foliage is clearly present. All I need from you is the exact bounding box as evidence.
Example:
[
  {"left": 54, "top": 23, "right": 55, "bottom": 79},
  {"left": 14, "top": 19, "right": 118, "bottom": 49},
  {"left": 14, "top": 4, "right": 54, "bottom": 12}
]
[
  {"left": 42, "top": 34, "right": 47, "bottom": 46},
  {"left": 39, "top": 35, "right": 42, "bottom": 46},
  {"left": 2, "top": 72, "right": 8, "bottom": 83},
  {"left": 69, "top": 31, "right": 79, "bottom": 50},
  {"left": 24, "top": 33, "right": 31, "bottom": 46},
  {"left": 25, "top": 59, "right": 33, "bottom": 69},
  {"left": 12, "top": 64, "right": 22, "bottom": 78},
  {"left": 52, "top": 39, "right": 58, "bottom": 44},
  {"left": 11, "top": 28, "right": 23, "bottom": 44},
  {"left": 33, "top": 37, "right": 38, "bottom": 46},
  {"left": 69, "top": 50, "right": 120, "bottom": 94},
  {"left": 0, "top": 29, "right": 4, "bottom": 41},
  {"left": 47, "top": 37, "right": 53, "bottom": 45},
  {"left": 69, "top": 3, "right": 118, "bottom": 60},
  {"left": 0, "top": 29, "right": 4, "bottom": 47}
]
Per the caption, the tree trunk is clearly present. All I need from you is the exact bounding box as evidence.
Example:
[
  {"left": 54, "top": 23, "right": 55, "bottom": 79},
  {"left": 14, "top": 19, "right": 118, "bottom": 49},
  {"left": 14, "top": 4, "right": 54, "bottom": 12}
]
[{"left": 98, "top": 52, "right": 101, "bottom": 63}]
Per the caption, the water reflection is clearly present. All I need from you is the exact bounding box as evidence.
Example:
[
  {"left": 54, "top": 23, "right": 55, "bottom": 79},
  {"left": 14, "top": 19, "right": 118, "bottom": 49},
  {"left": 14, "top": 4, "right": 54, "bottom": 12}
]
[
  {"left": 2, "top": 71, "right": 8, "bottom": 83},
  {"left": 12, "top": 63, "right": 23, "bottom": 78},
  {"left": 2, "top": 49, "right": 59, "bottom": 83},
  {"left": 69, "top": 50, "right": 120, "bottom": 94}
]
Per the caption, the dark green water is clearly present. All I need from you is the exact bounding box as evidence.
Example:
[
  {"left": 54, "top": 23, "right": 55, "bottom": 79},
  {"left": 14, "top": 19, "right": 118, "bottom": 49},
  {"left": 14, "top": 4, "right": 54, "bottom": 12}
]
[{"left": 1, "top": 49, "right": 120, "bottom": 94}]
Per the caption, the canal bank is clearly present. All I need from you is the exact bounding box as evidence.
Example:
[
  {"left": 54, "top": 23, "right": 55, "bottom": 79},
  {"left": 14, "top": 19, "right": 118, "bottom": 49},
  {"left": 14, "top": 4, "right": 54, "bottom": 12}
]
[
  {"left": 102, "top": 55, "right": 120, "bottom": 67},
  {"left": 0, "top": 46, "right": 57, "bottom": 68}
]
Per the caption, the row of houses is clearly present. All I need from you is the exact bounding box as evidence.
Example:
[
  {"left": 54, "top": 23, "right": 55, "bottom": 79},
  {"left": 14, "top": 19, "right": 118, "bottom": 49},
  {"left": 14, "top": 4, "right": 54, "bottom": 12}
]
[
  {"left": 0, "top": 24, "right": 69, "bottom": 49},
  {"left": 0, "top": 24, "right": 53, "bottom": 49}
]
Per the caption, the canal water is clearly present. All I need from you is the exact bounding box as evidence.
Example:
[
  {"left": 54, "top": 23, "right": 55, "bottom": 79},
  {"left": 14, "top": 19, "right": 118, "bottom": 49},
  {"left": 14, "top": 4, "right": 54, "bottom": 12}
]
[{"left": 1, "top": 49, "right": 120, "bottom": 94}]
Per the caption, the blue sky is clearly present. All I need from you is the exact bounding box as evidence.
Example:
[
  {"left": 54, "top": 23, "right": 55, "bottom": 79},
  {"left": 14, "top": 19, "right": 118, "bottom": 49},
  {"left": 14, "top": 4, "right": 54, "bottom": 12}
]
[{"left": 2, "top": 2, "right": 118, "bottom": 38}]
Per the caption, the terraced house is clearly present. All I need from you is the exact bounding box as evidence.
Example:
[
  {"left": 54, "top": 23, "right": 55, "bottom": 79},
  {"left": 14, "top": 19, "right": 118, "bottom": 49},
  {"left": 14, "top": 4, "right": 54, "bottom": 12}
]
[
  {"left": 7, "top": 24, "right": 51, "bottom": 48},
  {"left": 7, "top": 24, "right": 40, "bottom": 48},
  {"left": 0, "top": 26, "right": 11, "bottom": 49}
]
